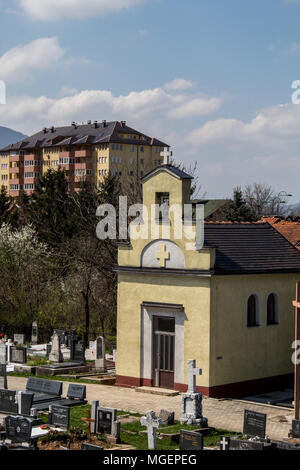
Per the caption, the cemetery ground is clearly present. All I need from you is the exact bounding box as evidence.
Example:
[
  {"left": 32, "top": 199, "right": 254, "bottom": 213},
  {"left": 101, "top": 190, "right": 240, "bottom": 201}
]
[
  {"left": 5, "top": 375, "right": 296, "bottom": 448},
  {"left": 35, "top": 404, "right": 236, "bottom": 450}
]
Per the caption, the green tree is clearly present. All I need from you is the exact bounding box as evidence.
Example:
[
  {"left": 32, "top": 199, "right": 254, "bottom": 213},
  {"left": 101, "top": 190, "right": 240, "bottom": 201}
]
[
  {"left": 26, "top": 168, "right": 77, "bottom": 246},
  {"left": 224, "top": 187, "right": 255, "bottom": 222}
]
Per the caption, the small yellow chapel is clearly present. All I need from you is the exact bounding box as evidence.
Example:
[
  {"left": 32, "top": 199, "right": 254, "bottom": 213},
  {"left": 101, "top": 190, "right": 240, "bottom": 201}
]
[{"left": 115, "top": 163, "right": 300, "bottom": 398}]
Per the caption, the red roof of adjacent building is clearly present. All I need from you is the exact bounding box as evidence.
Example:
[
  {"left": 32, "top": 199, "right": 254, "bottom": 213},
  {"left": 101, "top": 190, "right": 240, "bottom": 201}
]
[{"left": 260, "top": 217, "right": 300, "bottom": 251}]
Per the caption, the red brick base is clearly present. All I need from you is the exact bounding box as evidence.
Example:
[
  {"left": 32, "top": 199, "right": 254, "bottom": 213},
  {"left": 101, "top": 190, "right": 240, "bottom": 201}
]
[{"left": 115, "top": 374, "right": 293, "bottom": 398}]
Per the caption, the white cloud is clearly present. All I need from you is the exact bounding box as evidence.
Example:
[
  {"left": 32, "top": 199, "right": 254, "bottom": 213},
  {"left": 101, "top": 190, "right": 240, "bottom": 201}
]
[
  {"left": 0, "top": 85, "right": 222, "bottom": 135},
  {"left": 0, "top": 37, "right": 64, "bottom": 82},
  {"left": 186, "top": 102, "right": 300, "bottom": 147},
  {"left": 164, "top": 78, "right": 195, "bottom": 91},
  {"left": 15, "top": 0, "right": 149, "bottom": 21}
]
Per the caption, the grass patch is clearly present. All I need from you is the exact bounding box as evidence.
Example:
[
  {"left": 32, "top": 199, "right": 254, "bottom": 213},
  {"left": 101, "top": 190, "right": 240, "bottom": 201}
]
[{"left": 37, "top": 405, "right": 236, "bottom": 450}]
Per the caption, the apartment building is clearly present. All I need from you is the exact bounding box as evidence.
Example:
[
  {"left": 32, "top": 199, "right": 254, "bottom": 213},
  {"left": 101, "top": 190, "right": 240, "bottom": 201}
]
[{"left": 0, "top": 120, "right": 169, "bottom": 196}]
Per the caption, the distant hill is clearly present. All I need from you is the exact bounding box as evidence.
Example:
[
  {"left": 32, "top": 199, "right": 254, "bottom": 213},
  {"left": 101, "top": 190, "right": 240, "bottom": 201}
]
[{"left": 0, "top": 126, "right": 27, "bottom": 149}]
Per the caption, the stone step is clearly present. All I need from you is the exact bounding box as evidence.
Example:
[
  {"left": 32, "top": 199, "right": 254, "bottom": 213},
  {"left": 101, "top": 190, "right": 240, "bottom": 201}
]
[{"left": 135, "top": 386, "right": 179, "bottom": 396}]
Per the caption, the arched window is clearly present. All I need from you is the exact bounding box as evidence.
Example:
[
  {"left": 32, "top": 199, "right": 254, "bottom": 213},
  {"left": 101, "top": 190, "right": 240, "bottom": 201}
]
[
  {"left": 267, "top": 293, "right": 279, "bottom": 325},
  {"left": 247, "top": 295, "right": 259, "bottom": 327}
]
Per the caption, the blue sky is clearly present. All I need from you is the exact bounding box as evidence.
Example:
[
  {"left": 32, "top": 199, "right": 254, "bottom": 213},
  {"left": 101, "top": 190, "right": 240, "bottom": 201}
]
[{"left": 1, "top": 0, "right": 300, "bottom": 202}]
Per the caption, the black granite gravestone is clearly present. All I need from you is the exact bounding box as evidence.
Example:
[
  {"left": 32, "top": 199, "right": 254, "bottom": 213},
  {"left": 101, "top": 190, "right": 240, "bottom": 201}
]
[
  {"left": 81, "top": 442, "right": 104, "bottom": 451},
  {"left": 48, "top": 404, "right": 70, "bottom": 430},
  {"left": 67, "top": 384, "right": 86, "bottom": 401},
  {"left": 243, "top": 409, "right": 267, "bottom": 438},
  {"left": 0, "top": 390, "right": 18, "bottom": 414},
  {"left": 10, "top": 346, "right": 27, "bottom": 364},
  {"left": 97, "top": 407, "right": 117, "bottom": 435},
  {"left": 179, "top": 430, "right": 203, "bottom": 451},
  {"left": 227, "top": 437, "right": 273, "bottom": 451},
  {"left": 292, "top": 420, "right": 300, "bottom": 438},
  {"left": 26, "top": 376, "right": 62, "bottom": 403},
  {"left": 5, "top": 416, "right": 32, "bottom": 444},
  {"left": 0, "top": 365, "right": 7, "bottom": 389},
  {"left": 74, "top": 340, "right": 85, "bottom": 363}
]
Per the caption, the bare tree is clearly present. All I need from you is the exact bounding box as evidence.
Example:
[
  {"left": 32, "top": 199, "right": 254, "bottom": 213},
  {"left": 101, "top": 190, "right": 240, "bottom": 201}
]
[{"left": 243, "top": 183, "right": 289, "bottom": 219}]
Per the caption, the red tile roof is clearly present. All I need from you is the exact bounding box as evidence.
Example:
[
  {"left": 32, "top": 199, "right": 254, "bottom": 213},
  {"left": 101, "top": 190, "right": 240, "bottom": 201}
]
[{"left": 260, "top": 217, "right": 300, "bottom": 251}]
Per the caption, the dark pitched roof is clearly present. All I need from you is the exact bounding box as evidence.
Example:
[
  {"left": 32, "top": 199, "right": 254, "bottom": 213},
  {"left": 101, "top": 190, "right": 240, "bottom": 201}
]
[
  {"left": 141, "top": 164, "right": 193, "bottom": 183},
  {"left": 203, "top": 223, "right": 300, "bottom": 274},
  {"left": 0, "top": 121, "right": 168, "bottom": 152}
]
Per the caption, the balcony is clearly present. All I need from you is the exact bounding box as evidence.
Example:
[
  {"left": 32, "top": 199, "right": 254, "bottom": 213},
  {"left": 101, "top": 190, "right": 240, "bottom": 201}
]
[
  {"left": 9, "top": 155, "right": 22, "bottom": 163},
  {"left": 74, "top": 162, "right": 93, "bottom": 170},
  {"left": 60, "top": 151, "right": 74, "bottom": 159},
  {"left": 74, "top": 150, "right": 91, "bottom": 158},
  {"left": 10, "top": 166, "right": 22, "bottom": 174}
]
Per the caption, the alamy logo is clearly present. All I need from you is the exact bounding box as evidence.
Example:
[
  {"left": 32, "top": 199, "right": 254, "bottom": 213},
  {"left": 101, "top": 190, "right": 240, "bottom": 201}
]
[
  {"left": 0, "top": 81, "right": 6, "bottom": 105},
  {"left": 96, "top": 197, "right": 204, "bottom": 251}
]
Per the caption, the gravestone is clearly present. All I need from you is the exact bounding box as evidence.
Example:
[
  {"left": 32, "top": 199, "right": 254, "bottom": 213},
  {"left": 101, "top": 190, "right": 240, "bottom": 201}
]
[
  {"left": 13, "top": 334, "right": 25, "bottom": 345},
  {"left": 67, "top": 384, "right": 86, "bottom": 401},
  {"left": 226, "top": 437, "right": 273, "bottom": 451},
  {"left": 48, "top": 404, "right": 70, "bottom": 430},
  {"left": 0, "top": 343, "right": 6, "bottom": 364},
  {"left": 243, "top": 409, "right": 267, "bottom": 439},
  {"left": 91, "top": 400, "right": 99, "bottom": 434},
  {"left": 31, "top": 322, "right": 38, "bottom": 345},
  {"left": 220, "top": 436, "right": 230, "bottom": 450},
  {"left": 179, "top": 430, "right": 203, "bottom": 451},
  {"left": 140, "top": 410, "right": 162, "bottom": 450},
  {"left": 6, "top": 339, "right": 13, "bottom": 363},
  {"left": 95, "top": 336, "right": 106, "bottom": 371},
  {"left": 292, "top": 420, "right": 300, "bottom": 438},
  {"left": 181, "top": 359, "right": 208, "bottom": 426},
  {"left": 53, "top": 329, "right": 66, "bottom": 346},
  {"left": 46, "top": 344, "right": 51, "bottom": 358},
  {"left": 0, "top": 364, "right": 7, "bottom": 389},
  {"left": 159, "top": 409, "right": 175, "bottom": 426},
  {"left": 16, "top": 391, "right": 34, "bottom": 416},
  {"left": 11, "top": 346, "right": 27, "bottom": 364},
  {"left": 5, "top": 416, "right": 32, "bottom": 444},
  {"left": 82, "top": 442, "right": 104, "bottom": 451},
  {"left": 73, "top": 340, "right": 85, "bottom": 363},
  {"left": 49, "top": 332, "right": 63, "bottom": 363},
  {"left": 97, "top": 406, "right": 117, "bottom": 435},
  {"left": 0, "top": 390, "right": 18, "bottom": 414}
]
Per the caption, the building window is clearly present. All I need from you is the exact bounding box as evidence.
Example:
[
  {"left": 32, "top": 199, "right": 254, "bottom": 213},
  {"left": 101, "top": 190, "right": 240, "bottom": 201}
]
[
  {"left": 267, "top": 293, "right": 279, "bottom": 325},
  {"left": 130, "top": 146, "right": 134, "bottom": 152},
  {"left": 140, "top": 146, "right": 144, "bottom": 153},
  {"left": 140, "top": 158, "right": 144, "bottom": 165},
  {"left": 247, "top": 294, "right": 259, "bottom": 327}
]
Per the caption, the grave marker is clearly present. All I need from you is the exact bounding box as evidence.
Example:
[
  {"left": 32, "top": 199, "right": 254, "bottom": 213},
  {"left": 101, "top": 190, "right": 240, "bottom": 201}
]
[
  {"left": 181, "top": 359, "right": 207, "bottom": 426},
  {"left": 5, "top": 416, "right": 32, "bottom": 445},
  {"left": 292, "top": 419, "right": 300, "bottom": 439},
  {"left": 243, "top": 409, "right": 267, "bottom": 439},
  {"left": 97, "top": 407, "right": 117, "bottom": 435},
  {"left": 31, "top": 322, "right": 38, "bottom": 345},
  {"left": 140, "top": 410, "right": 162, "bottom": 450},
  {"left": 179, "top": 430, "right": 203, "bottom": 451},
  {"left": 49, "top": 404, "right": 70, "bottom": 430},
  {"left": 0, "top": 343, "right": 6, "bottom": 364},
  {"left": 49, "top": 332, "right": 63, "bottom": 363},
  {"left": 11, "top": 346, "right": 27, "bottom": 364},
  {"left": 13, "top": 334, "right": 25, "bottom": 345},
  {"left": 0, "top": 364, "right": 7, "bottom": 389}
]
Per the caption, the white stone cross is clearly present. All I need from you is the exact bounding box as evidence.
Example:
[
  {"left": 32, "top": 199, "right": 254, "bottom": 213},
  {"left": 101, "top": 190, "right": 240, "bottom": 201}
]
[
  {"left": 160, "top": 147, "right": 173, "bottom": 165},
  {"left": 187, "top": 359, "right": 202, "bottom": 393},
  {"left": 220, "top": 436, "right": 230, "bottom": 450},
  {"left": 156, "top": 243, "right": 170, "bottom": 268},
  {"left": 140, "top": 410, "right": 162, "bottom": 450}
]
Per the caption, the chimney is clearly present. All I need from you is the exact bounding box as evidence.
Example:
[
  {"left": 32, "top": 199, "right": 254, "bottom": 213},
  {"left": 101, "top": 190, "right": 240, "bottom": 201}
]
[
  {"left": 121, "top": 120, "right": 126, "bottom": 128},
  {"left": 87, "top": 120, "right": 92, "bottom": 125},
  {"left": 102, "top": 120, "right": 107, "bottom": 128},
  {"left": 94, "top": 120, "right": 98, "bottom": 128},
  {"left": 72, "top": 122, "right": 77, "bottom": 128},
  {"left": 50, "top": 126, "right": 55, "bottom": 133},
  {"left": 43, "top": 128, "right": 47, "bottom": 134}
]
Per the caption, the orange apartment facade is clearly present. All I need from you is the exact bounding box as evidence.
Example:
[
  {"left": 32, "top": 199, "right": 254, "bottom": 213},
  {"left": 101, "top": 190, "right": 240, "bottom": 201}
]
[{"left": 0, "top": 120, "right": 169, "bottom": 196}]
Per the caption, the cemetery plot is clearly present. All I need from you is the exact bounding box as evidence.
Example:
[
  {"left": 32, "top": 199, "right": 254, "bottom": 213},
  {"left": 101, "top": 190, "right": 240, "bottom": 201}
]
[
  {"left": 179, "top": 430, "right": 203, "bottom": 450},
  {"left": 10, "top": 346, "right": 27, "bottom": 364},
  {"left": 25, "top": 377, "right": 63, "bottom": 403}
]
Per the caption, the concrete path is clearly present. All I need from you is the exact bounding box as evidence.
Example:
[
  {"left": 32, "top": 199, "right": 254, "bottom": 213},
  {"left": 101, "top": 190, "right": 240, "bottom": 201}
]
[{"left": 8, "top": 377, "right": 293, "bottom": 442}]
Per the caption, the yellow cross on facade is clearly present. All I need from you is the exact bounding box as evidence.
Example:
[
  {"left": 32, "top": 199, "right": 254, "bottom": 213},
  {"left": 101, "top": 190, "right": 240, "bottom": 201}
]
[{"left": 156, "top": 243, "right": 170, "bottom": 268}]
